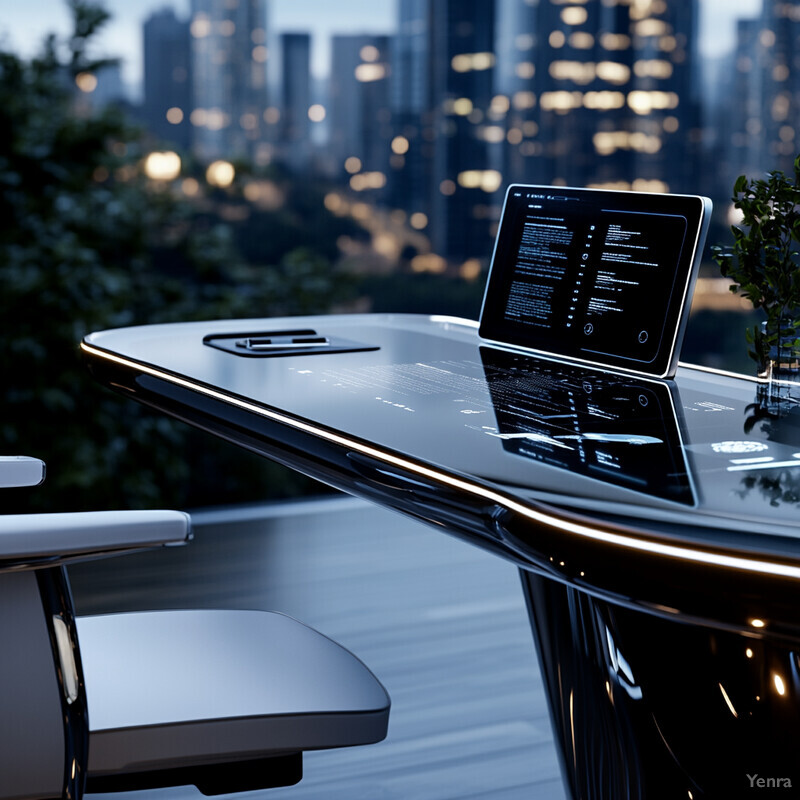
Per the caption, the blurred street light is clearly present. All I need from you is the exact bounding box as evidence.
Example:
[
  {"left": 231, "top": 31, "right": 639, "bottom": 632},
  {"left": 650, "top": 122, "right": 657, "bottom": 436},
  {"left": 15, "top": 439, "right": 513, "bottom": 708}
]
[
  {"left": 144, "top": 150, "right": 181, "bottom": 181},
  {"left": 206, "top": 160, "right": 235, "bottom": 188}
]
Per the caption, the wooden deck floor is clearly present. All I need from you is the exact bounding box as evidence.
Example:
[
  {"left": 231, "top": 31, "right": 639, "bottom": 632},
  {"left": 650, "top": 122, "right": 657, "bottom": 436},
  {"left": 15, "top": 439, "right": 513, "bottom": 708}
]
[{"left": 68, "top": 496, "right": 567, "bottom": 800}]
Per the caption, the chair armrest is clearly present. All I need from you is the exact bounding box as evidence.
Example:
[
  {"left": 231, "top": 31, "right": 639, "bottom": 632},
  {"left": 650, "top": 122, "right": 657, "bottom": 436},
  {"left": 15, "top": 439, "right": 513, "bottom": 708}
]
[
  {"left": 0, "top": 456, "right": 46, "bottom": 488},
  {"left": 0, "top": 510, "right": 191, "bottom": 567}
]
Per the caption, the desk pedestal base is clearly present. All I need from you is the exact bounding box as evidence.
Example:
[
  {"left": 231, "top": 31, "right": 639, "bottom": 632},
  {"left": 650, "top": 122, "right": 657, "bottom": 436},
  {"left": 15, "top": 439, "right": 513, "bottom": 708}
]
[{"left": 520, "top": 571, "right": 800, "bottom": 798}]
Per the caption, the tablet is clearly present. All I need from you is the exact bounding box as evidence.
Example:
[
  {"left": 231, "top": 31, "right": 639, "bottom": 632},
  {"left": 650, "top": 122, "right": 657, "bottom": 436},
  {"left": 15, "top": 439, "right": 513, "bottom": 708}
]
[{"left": 479, "top": 185, "right": 711, "bottom": 378}]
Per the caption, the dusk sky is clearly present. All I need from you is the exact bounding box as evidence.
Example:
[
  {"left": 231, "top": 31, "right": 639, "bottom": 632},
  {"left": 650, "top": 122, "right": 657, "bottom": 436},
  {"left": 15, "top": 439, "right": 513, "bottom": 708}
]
[{"left": 1, "top": 0, "right": 761, "bottom": 93}]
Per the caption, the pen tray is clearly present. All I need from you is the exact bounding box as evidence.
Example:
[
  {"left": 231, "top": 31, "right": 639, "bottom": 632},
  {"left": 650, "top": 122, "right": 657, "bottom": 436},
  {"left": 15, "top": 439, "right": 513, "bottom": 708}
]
[{"left": 203, "top": 329, "right": 379, "bottom": 358}]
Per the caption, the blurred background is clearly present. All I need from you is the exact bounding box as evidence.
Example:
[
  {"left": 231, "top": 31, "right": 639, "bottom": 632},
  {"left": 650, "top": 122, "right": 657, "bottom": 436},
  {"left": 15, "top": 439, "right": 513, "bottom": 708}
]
[{"left": 0, "top": 0, "right": 790, "bottom": 511}]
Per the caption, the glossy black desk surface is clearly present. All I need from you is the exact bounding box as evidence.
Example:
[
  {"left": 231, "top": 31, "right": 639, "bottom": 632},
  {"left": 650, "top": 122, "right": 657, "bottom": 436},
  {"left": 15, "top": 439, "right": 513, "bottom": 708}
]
[
  {"left": 84, "top": 313, "right": 800, "bottom": 798},
  {"left": 83, "top": 314, "right": 800, "bottom": 635}
]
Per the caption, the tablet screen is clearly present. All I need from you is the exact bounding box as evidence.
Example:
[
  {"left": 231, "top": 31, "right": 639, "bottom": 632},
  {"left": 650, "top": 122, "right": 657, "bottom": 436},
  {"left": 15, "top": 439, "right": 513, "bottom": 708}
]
[{"left": 479, "top": 185, "right": 710, "bottom": 377}]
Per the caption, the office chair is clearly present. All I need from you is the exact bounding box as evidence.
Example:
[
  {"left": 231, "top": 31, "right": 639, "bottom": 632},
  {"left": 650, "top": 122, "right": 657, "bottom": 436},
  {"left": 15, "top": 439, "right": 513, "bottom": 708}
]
[{"left": 0, "top": 456, "right": 389, "bottom": 798}]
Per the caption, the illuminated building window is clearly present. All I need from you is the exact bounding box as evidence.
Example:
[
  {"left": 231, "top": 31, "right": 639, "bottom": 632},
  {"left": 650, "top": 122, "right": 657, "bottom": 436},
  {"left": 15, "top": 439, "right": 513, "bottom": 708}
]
[
  {"left": 540, "top": 90, "right": 583, "bottom": 112},
  {"left": 592, "top": 131, "right": 661, "bottom": 156},
  {"left": 593, "top": 131, "right": 627, "bottom": 155},
  {"left": 252, "top": 45, "right": 268, "bottom": 63},
  {"left": 308, "top": 104, "right": 326, "bottom": 122},
  {"left": 251, "top": 27, "right": 266, "bottom": 44},
  {"left": 627, "top": 90, "right": 678, "bottom": 114},
  {"left": 630, "top": 131, "right": 662, "bottom": 153},
  {"left": 491, "top": 95, "right": 510, "bottom": 114},
  {"left": 550, "top": 61, "right": 596, "bottom": 84},
  {"left": 780, "top": 125, "right": 795, "bottom": 142},
  {"left": 460, "top": 260, "right": 481, "bottom": 281},
  {"left": 440, "top": 179, "right": 456, "bottom": 195},
  {"left": 569, "top": 32, "right": 595, "bottom": 49},
  {"left": 759, "top": 29, "right": 776, "bottom": 48},
  {"left": 190, "top": 14, "right": 211, "bottom": 38},
  {"left": 596, "top": 61, "right": 631, "bottom": 84},
  {"left": 451, "top": 52, "right": 496, "bottom": 72},
  {"left": 360, "top": 45, "right": 380, "bottom": 62},
  {"left": 240, "top": 112, "right": 258, "bottom": 130},
  {"left": 512, "top": 91, "right": 537, "bottom": 109},
  {"left": 630, "top": 0, "right": 668, "bottom": 20},
  {"left": 634, "top": 59, "right": 673, "bottom": 79},
  {"left": 659, "top": 35, "right": 677, "bottom": 51},
  {"left": 515, "top": 34, "right": 535, "bottom": 50},
  {"left": 516, "top": 62, "right": 536, "bottom": 79},
  {"left": 663, "top": 115, "right": 679, "bottom": 133},
  {"left": 523, "top": 121, "right": 538, "bottom": 136},
  {"left": 481, "top": 125, "right": 506, "bottom": 143},
  {"left": 391, "top": 136, "right": 410, "bottom": 154},
  {"left": 507, "top": 127, "right": 523, "bottom": 145},
  {"left": 583, "top": 91, "right": 625, "bottom": 110},
  {"left": 632, "top": 179, "right": 669, "bottom": 193},
  {"left": 600, "top": 33, "right": 631, "bottom": 50},
  {"left": 219, "top": 20, "right": 235, "bottom": 36},
  {"left": 589, "top": 180, "right": 632, "bottom": 190},
  {"left": 771, "top": 94, "right": 790, "bottom": 122},
  {"left": 457, "top": 169, "right": 503, "bottom": 192},
  {"left": 549, "top": 31, "right": 566, "bottom": 48},
  {"left": 561, "top": 6, "right": 588, "bottom": 25},
  {"left": 355, "top": 63, "right": 387, "bottom": 82},
  {"left": 350, "top": 172, "right": 387, "bottom": 191},
  {"left": 411, "top": 254, "right": 447, "bottom": 274},
  {"left": 263, "top": 107, "right": 280, "bottom": 124},
  {"left": 470, "top": 52, "right": 495, "bottom": 70},
  {"left": 773, "top": 64, "right": 790, "bottom": 82},
  {"left": 634, "top": 19, "right": 670, "bottom": 37},
  {"left": 453, "top": 97, "right": 474, "bottom": 115}
]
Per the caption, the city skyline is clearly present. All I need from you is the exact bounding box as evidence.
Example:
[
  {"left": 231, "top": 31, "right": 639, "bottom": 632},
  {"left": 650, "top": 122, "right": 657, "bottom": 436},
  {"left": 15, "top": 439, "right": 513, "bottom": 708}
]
[
  {"left": 1, "top": 0, "right": 396, "bottom": 94},
  {"left": 4, "top": 0, "right": 794, "bottom": 269},
  {"left": 2, "top": 0, "right": 760, "bottom": 96}
]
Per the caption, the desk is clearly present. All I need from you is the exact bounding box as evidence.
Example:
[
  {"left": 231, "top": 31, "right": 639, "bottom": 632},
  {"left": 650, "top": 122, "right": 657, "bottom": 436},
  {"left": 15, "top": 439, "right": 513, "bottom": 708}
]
[{"left": 83, "top": 314, "right": 800, "bottom": 798}]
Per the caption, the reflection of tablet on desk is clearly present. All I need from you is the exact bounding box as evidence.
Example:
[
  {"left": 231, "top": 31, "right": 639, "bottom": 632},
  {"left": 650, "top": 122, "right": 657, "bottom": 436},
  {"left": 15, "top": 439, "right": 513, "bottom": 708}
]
[
  {"left": 479, "top": 346, "right": 694, "bottom": 506},
  {"left": 479, "top": 185, "right": 711, "bottom": 378}
]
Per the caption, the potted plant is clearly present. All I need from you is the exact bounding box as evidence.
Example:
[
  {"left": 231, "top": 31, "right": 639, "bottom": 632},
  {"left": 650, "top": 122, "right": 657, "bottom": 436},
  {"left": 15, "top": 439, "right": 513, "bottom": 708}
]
[{"left": 711, "top": 155, "right": 800, "bottom": 397}]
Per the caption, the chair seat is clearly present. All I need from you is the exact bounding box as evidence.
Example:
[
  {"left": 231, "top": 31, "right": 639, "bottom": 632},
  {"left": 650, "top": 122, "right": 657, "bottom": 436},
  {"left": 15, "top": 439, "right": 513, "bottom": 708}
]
[{"left": 79, "top": 609, "right": 390, "bottom": 787}]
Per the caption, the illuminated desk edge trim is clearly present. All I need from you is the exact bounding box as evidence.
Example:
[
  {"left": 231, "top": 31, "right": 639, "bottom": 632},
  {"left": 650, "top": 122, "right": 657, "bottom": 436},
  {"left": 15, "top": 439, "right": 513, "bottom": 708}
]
[{"left": 81, "top": 340, "right": 800, "bottom": 581}]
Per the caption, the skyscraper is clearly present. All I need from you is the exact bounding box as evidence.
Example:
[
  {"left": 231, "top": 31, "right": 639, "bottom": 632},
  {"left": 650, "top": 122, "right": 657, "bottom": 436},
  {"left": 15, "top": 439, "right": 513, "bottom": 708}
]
[
  {"left": 427, "top": 0, "right": 498, "bottom": 262},
  {"left": 189, "top": 0, "right": 269, "bottom": 161},
  {"left": 753, "top": 1, "right": 800, "bottom": 175},
  {"left": 279, "top": 32, "right": 312, "bottom": 172},
  {"left": 389, "top": 0, "right": 430, "bottom": 217},
  {"left": 329, "top": 34, "right": 392, "bottom": 192},
  {"left": 497, "top": 0, "right": 702, "bottom": 194},
  {"left": 143, "top": 8, "right": 192, "bottom": 150}
]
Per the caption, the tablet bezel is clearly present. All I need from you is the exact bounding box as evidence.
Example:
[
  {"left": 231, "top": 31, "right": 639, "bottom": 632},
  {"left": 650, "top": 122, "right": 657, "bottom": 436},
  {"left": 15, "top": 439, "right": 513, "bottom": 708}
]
[{"left": 478, "top": 184, "right": 711, "bottom": 378}]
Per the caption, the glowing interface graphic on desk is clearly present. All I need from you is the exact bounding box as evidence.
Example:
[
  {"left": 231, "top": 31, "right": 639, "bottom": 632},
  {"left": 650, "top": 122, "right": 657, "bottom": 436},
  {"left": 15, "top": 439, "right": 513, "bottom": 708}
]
[
  {"left": 479, "top": 186, "right": 708, "bottom": 376},
  {"left": 293, "top": 348, "right": 694, "bottom": 505}
]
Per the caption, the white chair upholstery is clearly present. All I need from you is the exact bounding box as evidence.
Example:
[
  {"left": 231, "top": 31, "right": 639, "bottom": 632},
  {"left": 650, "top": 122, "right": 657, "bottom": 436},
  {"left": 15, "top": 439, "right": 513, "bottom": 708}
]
[{"left": 0, "top": 457, "right": 389, "bottom": 798}]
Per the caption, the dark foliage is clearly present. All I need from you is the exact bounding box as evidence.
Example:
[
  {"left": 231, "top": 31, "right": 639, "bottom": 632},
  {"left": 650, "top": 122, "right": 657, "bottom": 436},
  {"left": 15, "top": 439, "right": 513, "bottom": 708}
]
[{"left": 0, "top": 2, "right": 350, "bottom": 511}]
